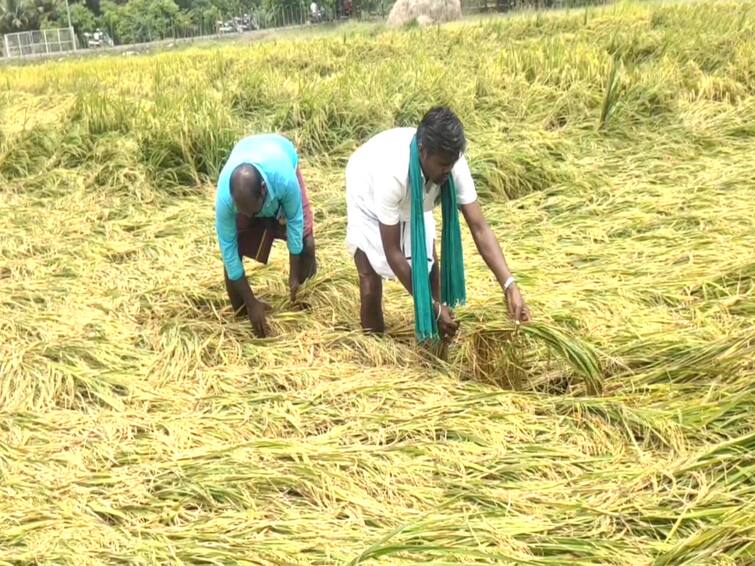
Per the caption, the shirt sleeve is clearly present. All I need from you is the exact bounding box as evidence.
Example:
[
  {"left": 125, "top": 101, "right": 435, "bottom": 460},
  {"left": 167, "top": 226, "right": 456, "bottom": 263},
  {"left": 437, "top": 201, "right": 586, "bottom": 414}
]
[
  {"left": 373, "top": 173, "right": 405, "bottom": 226},
  {"left": 215, "top": 187, "right": 245, "bottom": 281},
  {"left": 453, "top": 154, "right": 478, "bottom": 206},
  {"left": 280, "top": 170, "right": 304, "bottom": 255}
]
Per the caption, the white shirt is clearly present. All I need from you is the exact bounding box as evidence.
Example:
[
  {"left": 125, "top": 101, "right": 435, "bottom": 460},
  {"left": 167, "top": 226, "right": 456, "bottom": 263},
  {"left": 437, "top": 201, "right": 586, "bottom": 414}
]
[
  {"left": 346, "top": 127, "right": 477, "bottom": 226},
  {"left": 310, "top": 2, "right": 318, "bottom": 14}
]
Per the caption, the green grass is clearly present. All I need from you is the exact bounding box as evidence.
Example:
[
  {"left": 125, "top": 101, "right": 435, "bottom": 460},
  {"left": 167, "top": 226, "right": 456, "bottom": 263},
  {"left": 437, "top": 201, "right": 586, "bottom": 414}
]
[{"left": 1, "top": 0, "right": 754, "bottom": 563}]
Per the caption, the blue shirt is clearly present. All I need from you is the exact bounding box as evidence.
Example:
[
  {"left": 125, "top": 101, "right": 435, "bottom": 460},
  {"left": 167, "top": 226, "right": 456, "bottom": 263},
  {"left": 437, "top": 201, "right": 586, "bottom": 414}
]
[{"left": 215, "top": 134, "right": 304, "bottom": 281}]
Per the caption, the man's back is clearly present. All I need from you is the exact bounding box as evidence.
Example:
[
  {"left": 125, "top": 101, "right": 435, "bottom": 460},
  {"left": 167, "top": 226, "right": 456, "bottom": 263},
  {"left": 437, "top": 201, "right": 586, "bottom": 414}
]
[{"left": 221, "top": 134, "right": 298, "bottom": 185}]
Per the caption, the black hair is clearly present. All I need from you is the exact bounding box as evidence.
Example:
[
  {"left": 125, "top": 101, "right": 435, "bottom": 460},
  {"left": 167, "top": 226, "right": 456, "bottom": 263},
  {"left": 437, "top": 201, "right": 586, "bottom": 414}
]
[
  {"left": 230, "top": 163, "right": 264, "bottom": 200},
  {"left": 416, "top": 106, "right": 466, "bottom": 158}
]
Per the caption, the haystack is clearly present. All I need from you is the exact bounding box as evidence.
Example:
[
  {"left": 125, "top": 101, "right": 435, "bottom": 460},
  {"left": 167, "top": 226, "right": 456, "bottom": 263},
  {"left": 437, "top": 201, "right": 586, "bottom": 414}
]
[{"left": 387, "top": 0, "right": 462, "bottom": 28}]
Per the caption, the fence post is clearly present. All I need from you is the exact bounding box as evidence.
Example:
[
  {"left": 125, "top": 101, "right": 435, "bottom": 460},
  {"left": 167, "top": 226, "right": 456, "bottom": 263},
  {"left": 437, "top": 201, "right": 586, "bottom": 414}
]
[{"left": 3, "top": 34, "right": 9, "bottom": 59}]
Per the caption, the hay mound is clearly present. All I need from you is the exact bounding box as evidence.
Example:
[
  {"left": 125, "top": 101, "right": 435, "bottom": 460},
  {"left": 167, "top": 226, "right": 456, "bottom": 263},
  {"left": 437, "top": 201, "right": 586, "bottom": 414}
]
[{"left": 387, "top": 0, "right": 462, "bottom": 28}]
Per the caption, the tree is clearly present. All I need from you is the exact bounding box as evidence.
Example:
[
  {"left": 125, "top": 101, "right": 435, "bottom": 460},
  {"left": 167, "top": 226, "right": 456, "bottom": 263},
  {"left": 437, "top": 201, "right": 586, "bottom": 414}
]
[
  {"left": 187, "top": 0, "right": 222, "bottom": 35},
  {"left": 105, "top": 0, "right": 182, "bottom": 43},
  {"left": 1, "top": 0, "right": 279, "bottom": 45},
  {"left": 97, "top": 0, "right": 119, "bottom": 39},
  {"left": 69, "top": 1, "right": 96, "bottom": 33},
  {"left": 1, "top": 0, "right": 39, "bottom": 33}
]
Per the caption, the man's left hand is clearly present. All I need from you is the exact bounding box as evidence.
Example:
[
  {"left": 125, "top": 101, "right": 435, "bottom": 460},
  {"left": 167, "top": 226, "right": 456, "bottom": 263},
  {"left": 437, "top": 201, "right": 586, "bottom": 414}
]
[
  {"left": 505, "top": 283, "right": 531, "bottom": 324},
  {"left": 289, "top": 275, "right": 300, "bottom": 303},
  {"left": 437, "top": 304, "right": 459, "bottom": 339}
]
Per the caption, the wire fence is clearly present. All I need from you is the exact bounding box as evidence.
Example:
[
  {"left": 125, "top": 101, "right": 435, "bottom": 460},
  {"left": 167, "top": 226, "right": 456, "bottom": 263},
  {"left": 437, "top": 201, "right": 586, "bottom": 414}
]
[
  {"left": 3, "top": 27, "right": 77, "bottom": 59},
  {"left": 2, "top": 0, "right": 613, "bottom": 60},
  {"left": 461, "top": 0, "right": 610, "bottom": 13},
  {"left": 95, "top": 7, "right": 332, "bottom": 46}
]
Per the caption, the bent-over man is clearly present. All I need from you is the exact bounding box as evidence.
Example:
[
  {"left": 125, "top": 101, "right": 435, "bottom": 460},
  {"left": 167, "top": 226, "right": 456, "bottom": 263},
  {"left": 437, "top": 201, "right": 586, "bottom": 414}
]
[
  {"left": 345, "top": 106, "right": 530, "bottom": 340},
  {"left": 215, "top": 134, "right": 317, "bottom": 337}
]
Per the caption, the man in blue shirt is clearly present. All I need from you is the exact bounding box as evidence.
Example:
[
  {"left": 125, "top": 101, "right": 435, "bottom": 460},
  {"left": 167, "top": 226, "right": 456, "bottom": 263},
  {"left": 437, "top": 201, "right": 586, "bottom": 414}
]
[{"left": 215, "top": 134, "right": 317, "bottom": 337}]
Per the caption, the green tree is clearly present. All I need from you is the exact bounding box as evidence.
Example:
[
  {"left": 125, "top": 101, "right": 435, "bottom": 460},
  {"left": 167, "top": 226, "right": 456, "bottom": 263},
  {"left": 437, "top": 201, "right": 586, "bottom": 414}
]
[
  {"left": 97, "top": 0, "right": 119, "bottom": 39},
  {"left": 110, "top": 0, "right": 181, "bottom": 43},
  {"left": 1, "top": 0, "right": 39, "bottom": 33},
  {"left": 2, "top": 0, "right": 282, "bottom": 46},
  {"left": 264, "top": 0, "right": 315, "bottom": 26},
  {"left": 68, "top": 1, "right": 96, "bottom": 33}
]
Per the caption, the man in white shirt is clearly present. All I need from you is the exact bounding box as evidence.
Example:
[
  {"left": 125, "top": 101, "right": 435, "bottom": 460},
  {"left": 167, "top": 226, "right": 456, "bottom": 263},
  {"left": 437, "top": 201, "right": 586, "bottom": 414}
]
[{"left": 346, "top": 106, "right": 530, "bottom": 336}]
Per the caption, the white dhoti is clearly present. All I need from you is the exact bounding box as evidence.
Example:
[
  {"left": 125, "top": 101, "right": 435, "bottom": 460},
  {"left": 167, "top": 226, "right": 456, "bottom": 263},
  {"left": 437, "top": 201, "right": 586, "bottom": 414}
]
[{"left": 346, "top": 168, "right": 435, "bottom": 280}]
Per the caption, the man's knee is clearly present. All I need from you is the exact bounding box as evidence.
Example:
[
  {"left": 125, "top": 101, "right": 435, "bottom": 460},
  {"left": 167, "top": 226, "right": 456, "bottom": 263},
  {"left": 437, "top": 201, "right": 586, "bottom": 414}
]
[
  {"left": 358, "top": 272, "right": 384, "bottom": 332},
  {"left": 354, "top": 249, "right": 382, "bottom": 300}
]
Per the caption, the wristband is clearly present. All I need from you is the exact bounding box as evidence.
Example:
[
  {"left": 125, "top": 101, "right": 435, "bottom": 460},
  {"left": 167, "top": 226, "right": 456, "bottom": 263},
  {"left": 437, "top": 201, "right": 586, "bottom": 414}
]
[{"left": 504, "top": 276, "right": 516, "bottom": 291}]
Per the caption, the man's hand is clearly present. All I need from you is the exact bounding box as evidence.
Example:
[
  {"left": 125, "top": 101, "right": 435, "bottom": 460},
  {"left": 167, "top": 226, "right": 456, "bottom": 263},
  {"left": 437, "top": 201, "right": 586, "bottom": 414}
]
[
  {"left": 248, "top": 298, "right": 270, "bottom": 337},
  {"left": 289, "top": 275, "right": 300, "bottom": 303},
  {"left": 435, "top": 302, "right": 459, "bottom": 339},
  {"left": 505, "top": 283, "right": 531, "bottom": 324},
  {"left": 289, "top": 252, "right": 302, "bottom": 303}
]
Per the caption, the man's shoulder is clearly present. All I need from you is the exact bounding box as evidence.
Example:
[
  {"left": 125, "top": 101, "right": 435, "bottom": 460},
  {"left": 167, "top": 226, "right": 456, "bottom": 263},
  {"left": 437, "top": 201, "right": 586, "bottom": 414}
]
[
  {"left": 232, "top": 133, "right": 296, "bottom": 154},
  {"left": 214, "top": 174, "right": 234, "bottom": 224},
  {"left": 263, "top": 134, "right": 298, "bottom": 169},
  {"left": 353, "top": 127, "right": 414, "bottom": 174},
  {"left": 229, "top": 134, "right": 297, "bottom": 175},
  {"left": 369, "top": 127, "right": 416, "bottom": 146}
]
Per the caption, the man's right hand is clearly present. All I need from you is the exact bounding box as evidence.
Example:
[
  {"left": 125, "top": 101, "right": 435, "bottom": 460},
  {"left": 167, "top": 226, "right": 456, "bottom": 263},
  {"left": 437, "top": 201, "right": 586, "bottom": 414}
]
[
  {"left": 248, "top": 299, "right": 270, "bottom": 338},
  {"left": 435, "top": 302, "right": 459, "bottom": 340}
]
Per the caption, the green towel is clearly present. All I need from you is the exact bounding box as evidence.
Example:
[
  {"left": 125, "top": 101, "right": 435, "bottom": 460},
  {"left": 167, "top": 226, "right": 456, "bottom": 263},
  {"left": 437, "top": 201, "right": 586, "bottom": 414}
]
[{"left": 409, "top": 136, "right": 466, "bottom": 341}]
